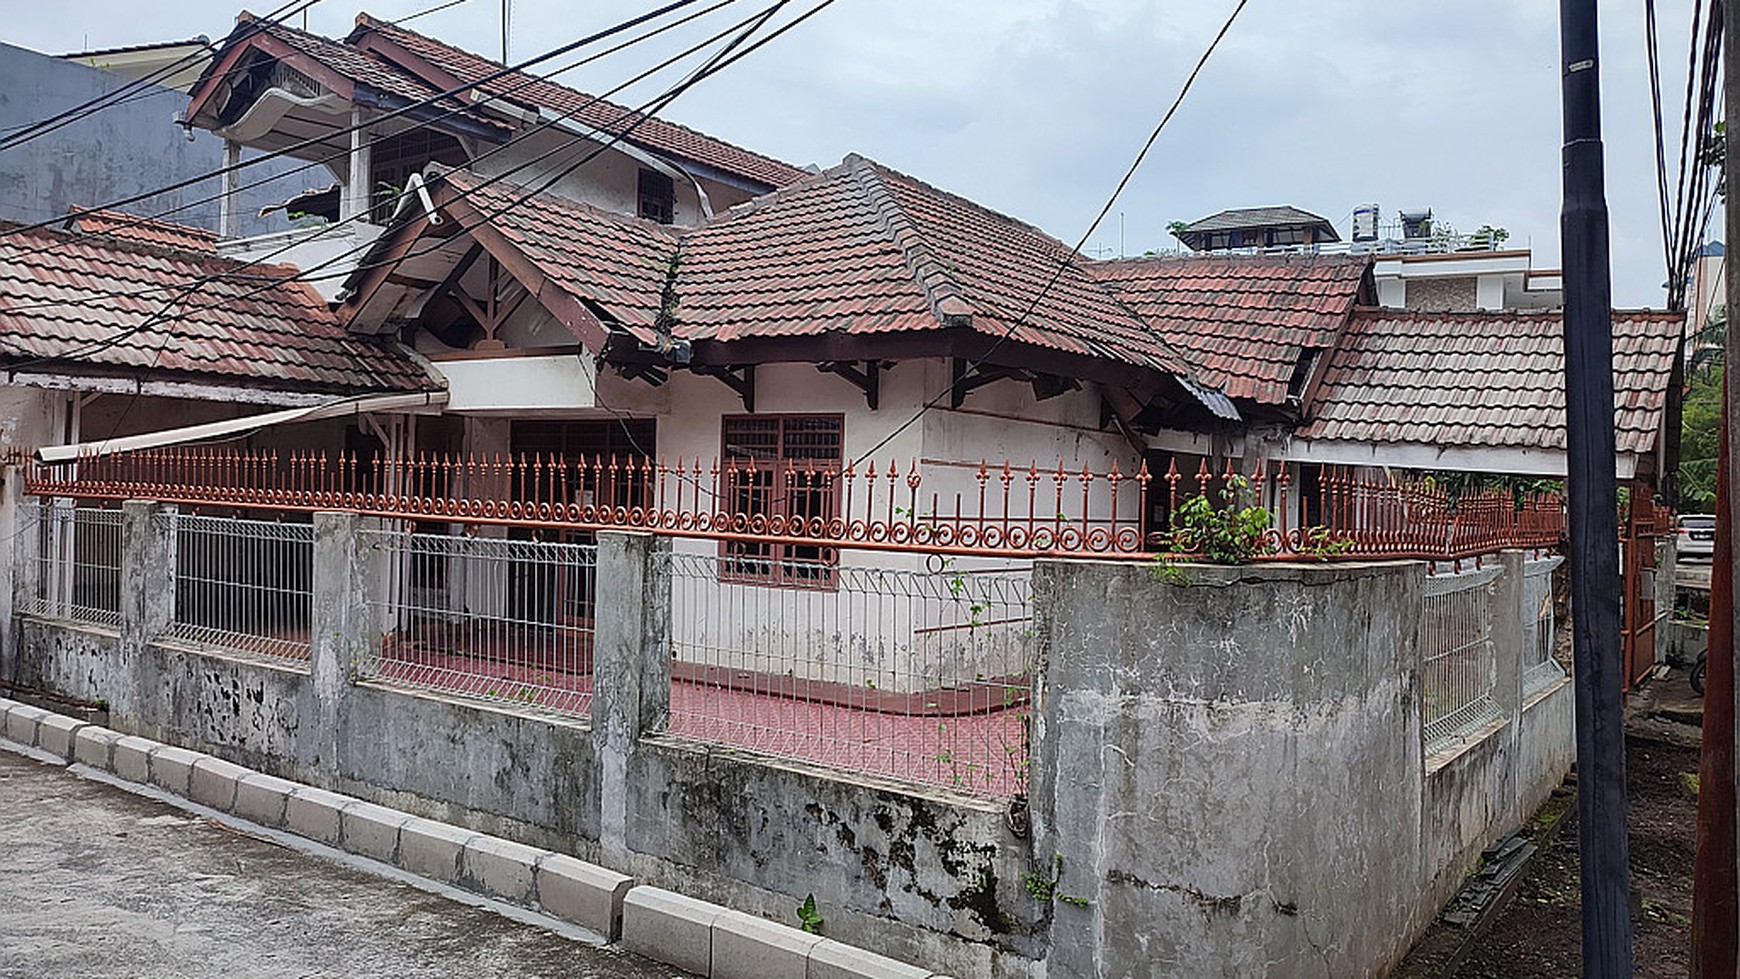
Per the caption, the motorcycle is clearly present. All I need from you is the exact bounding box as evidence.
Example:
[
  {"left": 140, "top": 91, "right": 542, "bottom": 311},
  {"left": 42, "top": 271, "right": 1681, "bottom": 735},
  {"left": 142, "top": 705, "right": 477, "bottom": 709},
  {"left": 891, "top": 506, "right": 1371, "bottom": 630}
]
[{"left": 1691, "top": 648, "right": 1708, "bottom": 696}]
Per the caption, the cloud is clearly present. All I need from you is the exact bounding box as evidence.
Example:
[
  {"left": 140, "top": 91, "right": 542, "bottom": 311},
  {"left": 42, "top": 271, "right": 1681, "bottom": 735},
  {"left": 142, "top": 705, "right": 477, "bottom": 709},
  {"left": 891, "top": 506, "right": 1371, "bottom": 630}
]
[{"left": 5, "top": 0, "right": 1716, "bottom": 306}]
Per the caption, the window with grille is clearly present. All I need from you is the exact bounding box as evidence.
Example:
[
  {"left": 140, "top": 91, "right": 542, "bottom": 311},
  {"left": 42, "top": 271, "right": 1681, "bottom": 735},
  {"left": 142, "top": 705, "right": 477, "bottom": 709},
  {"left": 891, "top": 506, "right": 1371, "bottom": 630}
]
[
  {"left": 637, "top": 168, "right": 675, "bottom": 224},
  {"left": 720, "top": 415, "right": 842, "bottom": 587}
]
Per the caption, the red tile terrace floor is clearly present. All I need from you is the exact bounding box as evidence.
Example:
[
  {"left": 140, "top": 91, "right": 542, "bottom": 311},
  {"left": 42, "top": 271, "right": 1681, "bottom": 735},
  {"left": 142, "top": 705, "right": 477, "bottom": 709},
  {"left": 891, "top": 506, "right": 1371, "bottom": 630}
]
[{"left": 373, "top": 632, "right": 1029, "bottom": 799}]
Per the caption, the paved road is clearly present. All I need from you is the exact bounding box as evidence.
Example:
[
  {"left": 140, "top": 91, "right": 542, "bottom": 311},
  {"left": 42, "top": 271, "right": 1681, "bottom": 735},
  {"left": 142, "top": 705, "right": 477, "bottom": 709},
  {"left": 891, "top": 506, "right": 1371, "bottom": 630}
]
[{"left": 0, "top": 751, "right": 690, "bottom": 979}]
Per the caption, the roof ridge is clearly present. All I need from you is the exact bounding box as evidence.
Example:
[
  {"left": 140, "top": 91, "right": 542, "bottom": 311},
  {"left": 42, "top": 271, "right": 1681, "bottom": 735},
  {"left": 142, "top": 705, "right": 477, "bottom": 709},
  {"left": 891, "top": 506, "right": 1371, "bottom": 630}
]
[{"left": 844, "top": 155, "right": 972, "bottom": 326}]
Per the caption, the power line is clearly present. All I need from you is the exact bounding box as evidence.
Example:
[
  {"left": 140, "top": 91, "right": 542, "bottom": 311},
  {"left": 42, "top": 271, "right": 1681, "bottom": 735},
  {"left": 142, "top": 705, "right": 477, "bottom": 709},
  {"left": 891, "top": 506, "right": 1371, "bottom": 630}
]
[
  {"left": 0, "top": 0, "right": 742, "bottom": 287},
  {"left": 78, "top": 0, "right": 813, "bottom": 456},
  {"left": 845, "top": 0, "right": 1250, "bottom": 469},
  {"left": 0, "top": 0, "right": 717, "bottom": 242},
  {"left": 0, "top": 0, "right": 321, "bottom": 153},
  {"left": 9, "top": 0, "right": 821, "bottom": 377},
  {"left": 0, "top": 0, "right": 759, "bottom": 330}
]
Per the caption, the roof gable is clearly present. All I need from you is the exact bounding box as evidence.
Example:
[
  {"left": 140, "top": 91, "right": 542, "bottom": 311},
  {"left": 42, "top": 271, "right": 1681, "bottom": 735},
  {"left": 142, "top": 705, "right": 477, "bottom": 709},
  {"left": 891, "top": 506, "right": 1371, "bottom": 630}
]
[{"left": 1089, "top": 254, "right": 1372, "bottom": 405}]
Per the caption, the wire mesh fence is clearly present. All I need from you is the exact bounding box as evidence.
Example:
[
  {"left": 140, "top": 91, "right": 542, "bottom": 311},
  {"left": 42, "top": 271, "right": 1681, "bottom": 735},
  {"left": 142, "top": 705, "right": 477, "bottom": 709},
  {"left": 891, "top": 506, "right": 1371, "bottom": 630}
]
[
  {"left": 19, "top": 501, "right": 122, "bottom": 628},
  {"left": 1420, "top": 564, "right": 1504, "bottom": 748},
  {"left": 168, "top": 514, "right": 314, "bottom": 662},
  {"left": 359, "top": 526, "right": 597, "bottom": 716},
  {"left": 663, "top": 549, "right": 1035, "bottom": 798},
  {"left": 1522, "top": 555, "right": 1567, "bottom": 696}
]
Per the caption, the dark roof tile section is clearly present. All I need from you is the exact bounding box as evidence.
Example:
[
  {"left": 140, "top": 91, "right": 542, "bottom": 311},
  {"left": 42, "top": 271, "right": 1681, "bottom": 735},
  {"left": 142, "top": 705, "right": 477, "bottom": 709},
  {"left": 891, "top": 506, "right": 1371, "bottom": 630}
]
[
  {"left": 0, "top": 225, "right": 434, "bottom": 394},
  {"left": 350, "top": 14, "right": 808, "bottom": 189},
  {"left": 442, "top": 169, "right": 678, "bottom": 336},
  {"left": 65, "top": 207, "right": 218, "bottom": 253},
  {"left": 1181, "top": 205, "right": 1337, "bottom": 235},
  {"left": 1298, "top": 307, "right": 1683, "bottom": 456},
  {"left": 1089, "top": 254, "right": 1371, "bottom": 404},
  {"left": 675, "top": 156, "right": 1192, "bottom": 374}
]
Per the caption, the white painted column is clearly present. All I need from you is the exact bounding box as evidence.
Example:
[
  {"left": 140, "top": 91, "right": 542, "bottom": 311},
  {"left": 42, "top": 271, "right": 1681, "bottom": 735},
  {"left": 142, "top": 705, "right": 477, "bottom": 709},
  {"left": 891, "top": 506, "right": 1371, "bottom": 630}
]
[
  {"left": 219, "top": 139, "right": 242, "bottom": 240},
  {"left": 343, "top": 108, "right": 373, "bottom": 223}
]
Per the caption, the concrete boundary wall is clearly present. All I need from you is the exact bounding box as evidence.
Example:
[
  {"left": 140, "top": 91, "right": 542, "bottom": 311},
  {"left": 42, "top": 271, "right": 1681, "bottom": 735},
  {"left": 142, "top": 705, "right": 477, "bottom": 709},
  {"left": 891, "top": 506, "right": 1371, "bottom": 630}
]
[
  {"left": 1029, "top": 555, "right": 1573, "bottom": 977},
  {"left": 9, "top": 501, "right": 1573, "bottom": 978}
]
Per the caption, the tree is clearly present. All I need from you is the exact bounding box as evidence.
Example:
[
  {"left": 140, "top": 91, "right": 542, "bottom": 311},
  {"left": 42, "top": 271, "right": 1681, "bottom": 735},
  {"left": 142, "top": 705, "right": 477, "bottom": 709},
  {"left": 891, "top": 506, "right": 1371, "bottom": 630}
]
[{"left": 1679, "top": 361, "right": 1724, "bottom": 510}]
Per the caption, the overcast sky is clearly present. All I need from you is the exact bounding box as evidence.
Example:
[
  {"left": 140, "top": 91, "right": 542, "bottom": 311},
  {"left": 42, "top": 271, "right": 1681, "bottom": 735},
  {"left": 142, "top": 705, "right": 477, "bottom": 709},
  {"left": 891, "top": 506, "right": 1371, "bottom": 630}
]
[{"left": 7, "top": 0, "right": 1720, "bottom": 308}]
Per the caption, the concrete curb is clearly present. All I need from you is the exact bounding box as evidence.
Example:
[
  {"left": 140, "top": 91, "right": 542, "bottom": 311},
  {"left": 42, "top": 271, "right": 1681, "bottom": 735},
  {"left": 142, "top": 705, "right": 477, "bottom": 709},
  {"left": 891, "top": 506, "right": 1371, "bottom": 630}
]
[{"left": 0, "top": 697, "right": 954, "bottom": 979}]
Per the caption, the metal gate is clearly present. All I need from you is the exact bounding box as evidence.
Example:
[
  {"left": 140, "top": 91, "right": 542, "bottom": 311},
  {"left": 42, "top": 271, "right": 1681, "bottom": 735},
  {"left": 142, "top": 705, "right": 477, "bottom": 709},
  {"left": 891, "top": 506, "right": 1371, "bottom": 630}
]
[{"left": 1621, "top": 486, "right": 1671, "bottom": 690}]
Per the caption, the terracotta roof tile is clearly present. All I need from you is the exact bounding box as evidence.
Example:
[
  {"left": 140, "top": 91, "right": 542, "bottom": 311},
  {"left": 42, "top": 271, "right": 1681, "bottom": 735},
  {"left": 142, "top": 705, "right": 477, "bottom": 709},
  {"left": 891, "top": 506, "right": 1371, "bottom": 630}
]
[
  {"left": 0, "top": 225, "right": 434, "bottom": 395},
  {"left": 1298, "top": 307, "right": 1683, "bottom": 456},
  {"left": 65, "top": 207, "right": 218, "bottom": 253},
  {"left": 350, "top": 14, "right": 808, "bottom": 189},
  {"left": 673, "top": 156, "right": 1192, "bottom": 375},
  {"left": 1088, "top": 254, "right": 1371, "bottom": 404}
]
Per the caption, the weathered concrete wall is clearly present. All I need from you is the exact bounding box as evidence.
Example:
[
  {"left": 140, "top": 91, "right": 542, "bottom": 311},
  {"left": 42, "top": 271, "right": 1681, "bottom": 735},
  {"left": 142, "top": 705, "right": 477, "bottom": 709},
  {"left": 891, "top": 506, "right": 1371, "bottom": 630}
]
[
  {"left": 1029, "top": 554, "right": 1574, "bottom": 978},
  {"left": 13, "top": 507, "right": 1033, "bottom": 977},
  {"left": 1031, "top": 560, "right": 1429, "bottom": 978}
]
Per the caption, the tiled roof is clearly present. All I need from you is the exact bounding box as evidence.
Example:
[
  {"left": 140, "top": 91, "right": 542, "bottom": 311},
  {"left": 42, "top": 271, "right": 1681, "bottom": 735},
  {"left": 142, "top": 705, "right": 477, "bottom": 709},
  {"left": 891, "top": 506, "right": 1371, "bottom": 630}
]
[
  {"left": 440, "top": 168, "right": 679, "bottom": 337},
  {"left": 349, "top": 13, "right": 810, "bottom": 189},
  {"left": 1181, "top": 206, "right": 1337, "bottom": 235},
  {"left": 1089, "top": 254, "right": 1371, "bottom": 404},
  {"left": 0, "top": 225, "right": 434, "bottom": 395},
  {"left": 674, "top": 156, "right": 1193, "bottom": 375},
  {"left": 1298, "top": 307, "right": 1683, "bottom": 456},
  {"left": 65, "top": 207, "right": 218, "bottom": 253}
]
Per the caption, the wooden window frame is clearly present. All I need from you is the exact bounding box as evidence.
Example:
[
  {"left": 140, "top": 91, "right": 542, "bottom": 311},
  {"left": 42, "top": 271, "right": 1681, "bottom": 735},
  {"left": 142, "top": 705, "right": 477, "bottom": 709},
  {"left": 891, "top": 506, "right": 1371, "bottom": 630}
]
[{"left": 718, "top": 414, "right": 844, "bottom": 590}]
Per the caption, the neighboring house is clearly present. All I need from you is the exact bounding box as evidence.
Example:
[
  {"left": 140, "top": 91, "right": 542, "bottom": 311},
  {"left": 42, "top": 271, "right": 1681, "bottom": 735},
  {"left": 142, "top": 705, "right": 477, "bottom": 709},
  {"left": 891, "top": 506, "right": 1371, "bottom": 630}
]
[
  {"left": 0, "top": 39, "right": 306, "bottom": 238},
  {"left": 1688, "top": 239, "right": 1724, "bottom": 345},
  {"left": 60, "top": 37, "right": 216, "bottom": 94},
  {"left": 1173, "top": 204, "right": 1563, "bottom": 312}
]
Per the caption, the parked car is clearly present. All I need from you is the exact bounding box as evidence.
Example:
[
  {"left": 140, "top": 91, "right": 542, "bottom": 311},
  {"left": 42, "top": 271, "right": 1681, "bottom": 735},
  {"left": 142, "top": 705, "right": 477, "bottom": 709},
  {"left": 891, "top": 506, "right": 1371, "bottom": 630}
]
[{"left": 1678, "top": 514, "right": 1715, "bottom": 560}]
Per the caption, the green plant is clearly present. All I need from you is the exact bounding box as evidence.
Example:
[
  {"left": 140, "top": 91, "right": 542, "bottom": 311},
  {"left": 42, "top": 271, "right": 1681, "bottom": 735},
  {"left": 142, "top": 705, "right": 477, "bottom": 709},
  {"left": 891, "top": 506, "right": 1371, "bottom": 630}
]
[
  {"left": 1151, "top": 557, "right": 1192, "bottom": 586},
  {"left": 796, "top": 894, "right": 824, "bottom": 934},
  {"left": 1023, "top": 855, "right": 1091, "bottom": 908},
  {"left": 1299, "top": 527, "right": 1354, "bottom": 560},
  {"left": 1171, "top": 476, "right": 1273, "bottom": 564}
]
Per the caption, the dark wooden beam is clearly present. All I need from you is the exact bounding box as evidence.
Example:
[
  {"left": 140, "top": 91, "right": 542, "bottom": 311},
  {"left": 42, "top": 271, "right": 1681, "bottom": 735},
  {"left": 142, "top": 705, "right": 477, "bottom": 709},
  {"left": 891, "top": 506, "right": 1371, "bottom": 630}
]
[
  {"left": 950, "top": 358, "right": 1030, "bottom": 409},
  {"left": 696, "top": 364, "right": 755, "bottom": 412},
  {"left": 1031, "top": 373, "right": 1081, "bottom": 401},
  {"left": 817, "top": 360, "right": 882, "bottom": 410}
]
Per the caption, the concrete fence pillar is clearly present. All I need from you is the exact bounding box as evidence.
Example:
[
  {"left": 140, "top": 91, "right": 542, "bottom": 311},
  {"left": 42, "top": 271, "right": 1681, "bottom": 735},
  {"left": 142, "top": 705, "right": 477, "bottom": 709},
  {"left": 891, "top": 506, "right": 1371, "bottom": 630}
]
[
  {"left": 591, "top": 530, "right": 671, "bottom": 870},
  {"left": 1030, "top": 558, "right": 1427, "bottom": 978},
  {"left": 121, "top": 500, "right": 177, "bottom": 643},
  {"left": 1491, "top": 550, "right": 1526, "bottom": 722},
  {"left": 309, "top": 511, "right": 378, "bottom": 772}
]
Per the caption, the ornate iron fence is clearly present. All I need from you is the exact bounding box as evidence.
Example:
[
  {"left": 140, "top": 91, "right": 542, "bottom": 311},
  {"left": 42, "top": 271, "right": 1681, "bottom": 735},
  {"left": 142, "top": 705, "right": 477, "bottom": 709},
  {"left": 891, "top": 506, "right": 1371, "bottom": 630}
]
[{"left": 21, "top": 448, "right": 1564, "bottom": 563}]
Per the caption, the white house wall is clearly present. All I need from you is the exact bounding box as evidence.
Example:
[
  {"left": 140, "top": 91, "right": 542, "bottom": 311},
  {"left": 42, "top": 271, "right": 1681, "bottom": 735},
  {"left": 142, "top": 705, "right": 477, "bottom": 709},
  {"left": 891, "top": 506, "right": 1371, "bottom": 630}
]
[{"left": 467, "top": 128, "right": 705, "bottom": 227}]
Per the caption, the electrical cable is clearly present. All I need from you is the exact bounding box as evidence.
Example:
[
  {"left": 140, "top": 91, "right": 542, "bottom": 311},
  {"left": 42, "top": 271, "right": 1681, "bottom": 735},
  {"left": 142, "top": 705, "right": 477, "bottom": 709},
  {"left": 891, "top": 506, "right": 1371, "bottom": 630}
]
[
  {"left": 11, "top": 0, "right": 815, "bottom": 386},
  {"left": 0, "top": 0, "right": 744, "bottom": 281},
  {"left": 844, "top": 0, "right": 1250, "bottom": 470},
  {"left": 0, "top": 0, "right": 321, "bottom": 153},
  {"left": 0, "top": 0, "right": 743, "bottom": 310},
  {"left": 0, "top": 0, "right": 716, "bottom": 241},
  {"left": 0, "top": 0, "right": 775, "bottom": 348}
]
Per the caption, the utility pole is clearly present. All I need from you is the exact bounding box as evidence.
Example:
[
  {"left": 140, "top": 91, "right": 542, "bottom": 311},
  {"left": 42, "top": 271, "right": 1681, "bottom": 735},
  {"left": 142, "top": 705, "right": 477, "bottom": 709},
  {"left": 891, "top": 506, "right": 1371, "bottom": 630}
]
[
  {"left": 1558, "top": 3, "right": 1633, "bottom": 976},
  {"left": 1693, "top": 3, "right": 1738, "bottom": 966}
]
